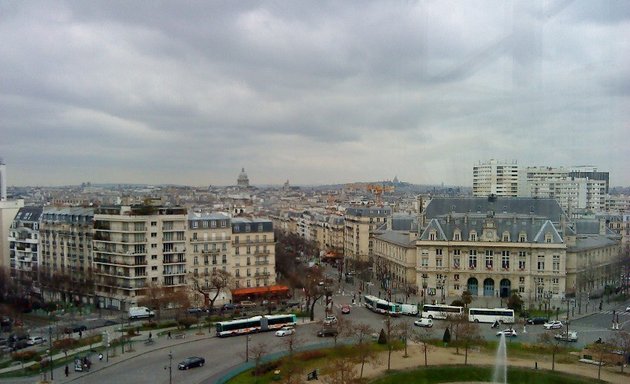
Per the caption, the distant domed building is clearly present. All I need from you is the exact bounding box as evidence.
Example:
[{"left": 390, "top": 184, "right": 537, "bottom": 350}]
[{"left": 237, "top": 167, "right": 250, "bottom": 188}]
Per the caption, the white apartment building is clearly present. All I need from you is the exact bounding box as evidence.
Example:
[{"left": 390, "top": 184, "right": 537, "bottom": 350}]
[
  {"left": 231, "top": 218, "right": 276, "bottom": 288},
  {"left": 8, "top": 207, "right": 43, "bottom": 290},
  {"left": 472, "top": 159, "right": 528, "bottom": 197},
  {"left": 93, "top": 205, "right": 188, "bottom": 310}
]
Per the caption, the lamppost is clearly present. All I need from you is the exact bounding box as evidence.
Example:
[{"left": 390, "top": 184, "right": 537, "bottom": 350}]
[
  {"left": 245, "top": 335, "right": 251, "bottom": 362},
  {"left": 48, "top": 325, "right": 53, "bottom": 380},
  {"left": 120, "top": 299, "right": 125, "bottom": 355},
  {"left": 164, "top": 351, "right": 172, "bottom": 384}
]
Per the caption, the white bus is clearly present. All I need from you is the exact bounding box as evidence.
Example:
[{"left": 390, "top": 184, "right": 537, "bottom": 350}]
[
  {"left": 421, "top": 304, "right": 463, "bottom": 320},
  {"left": 364, "top": 295, "right": 402, "bottom": 316},
  {"left": 468, "top": 308, "right": 515, "bottom": 324}
]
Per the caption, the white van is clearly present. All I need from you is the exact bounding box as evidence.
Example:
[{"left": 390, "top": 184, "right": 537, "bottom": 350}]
[
  {"left": 128, "top": 306, "right": 155, "bottom": 320},
  {"left": 413, "top": 318, "right": 433, "bottom": 328},
  {"left": 400, "top": 304, "right": 419, "bottom": 316}
]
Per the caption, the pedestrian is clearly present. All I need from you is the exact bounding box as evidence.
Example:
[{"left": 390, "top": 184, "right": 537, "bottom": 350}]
[
  {"left": 149, "top": 331, "right": 152, "bottom": 340},
  {"left": 65, "top": 365, "right": 69, "bottom": 377},
  {"left": 98, "top": 353, "right": 103, "bottom": 361},
  {"left": 79, "top": 330, "right": 82, "bottom": 338},
  {"left": 167, "top": 331, "right": 172, "bottom": 339}
]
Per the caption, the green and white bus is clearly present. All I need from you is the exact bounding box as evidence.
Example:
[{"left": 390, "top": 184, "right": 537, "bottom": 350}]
[{"left": 215, "top": 314, "right": 297, "bottom": 337}]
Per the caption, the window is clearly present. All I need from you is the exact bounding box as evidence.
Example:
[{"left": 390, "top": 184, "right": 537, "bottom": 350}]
[
  {"left": 469, "top": 254, "right": 477, "bottom": 269},
  {"left": 454, "top": 232, "right": 461, "bottom": 241},
  {"left": 518, "top": 259, "right": 525, "bottom": 270},
  {"left": 421, "top": 257, "right": 428, "bottom": 267},
  {"left": 537, "top": 255, "right": 545, "bottom": 271},
  {"left": 453, "top": 257, "right": 460, "bottom": 269},
  {"left": 151, "top": 255, "right": 157, "bottom": 260},
  {"left": 519, "top": 233, "right": 526, "bottom": 242},
  {"left": 212, "top": 255, "right": 217, "bottom": 265},
  {"left": 258, "top": 224, "right": 263, "bottom": 232},
  {"left": 151, "top": 244, "right": 157, "bottom": 249},
  {"left": 453, "top": 249, "right": 461, "bottom": 256},
  {"left": 485, "top": 254, "right": 493, "bottom": 269},
  {"left": 436, "top": 258, "right": 442, "bottom": 267},
  {"left": 211, "top": 220, "right": 217, "bottom": 228},
  {"left": 151, "top": 233, "right": 157, "bottom": 238},
  {"left": 454, "top": 284, "right": 460, "bottom": 290},
  {"left": 552, "top": 255, "right": 560, "bottom": 271},
  {"left": 501, "top": 252, "right": 510, "bottom": 269},
  {"left": 193, "top": 256, "right": 198, "bottom": 265},
  {"left": 222, "top": 255, "right": 227, "bottom": 264},
  {"left": 151, "top": 221, "right": 157, "bottom": 226},
  {"left": 454, "top": 274, "right": 460, "bottom": 281},
  {"left": 429, "top": 231, "right": 436, "bottom": 241},
  {"left": 519, "top": 276, "right": 525, "bottom": 283},
  {"left": 436, "top": 248, "right": 443, "bottom": 256},
  {"left": 469, "top": 231, "right": 477, "bottom": 241},
  {"left": 192, "top": 233, "right": 197, "bottom": 240},
  {"left": 151, "top": 266, "right": 157, "bottom": 271}
]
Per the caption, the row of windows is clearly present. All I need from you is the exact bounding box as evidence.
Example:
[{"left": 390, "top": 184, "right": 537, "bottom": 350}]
[{"left": 422, "top": 254, "right": 561, "bottom": 271}]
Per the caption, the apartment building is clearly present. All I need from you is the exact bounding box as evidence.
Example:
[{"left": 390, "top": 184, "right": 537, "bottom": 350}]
[
  {"left": 472, "top": 159, "right": 527, "bottom": 197},
  {"left": 39, "top": 207, "right": 94, "bottom": 302},
  {"left": 343, "top": 206, "right": 392, "bottom": 265},
  {"left": 231, "top": 217, "right": 275, "bottom": 289},
  {"left": 8, "top": 207, "right": 43, "bottom": 290},
  {"left": 93, "top": 205, "right": 187, "bottom": 310},
  {"left": 372, "top": 230, "right": 417, "bottom": 293},
  {"left": 187, "top": 211, "right": 232, "bottom": 291}
]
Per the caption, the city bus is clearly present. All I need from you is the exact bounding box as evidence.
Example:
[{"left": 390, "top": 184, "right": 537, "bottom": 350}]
[
  {"left": 215, "top": 314, "right": 297, "bottom": 337},
  {"left": 468, "top": 308, "right": 515, "bottom": 324},
  {"left": 364, "top": 295, "right": 402, "bottom": 316},
  {"left": 421, "top": 304, "right": 464, "bottom": 320}
]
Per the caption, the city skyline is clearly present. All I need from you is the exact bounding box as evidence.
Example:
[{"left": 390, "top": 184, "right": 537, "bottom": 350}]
[{"left": 1, "top": 1, "right": 628, "bottom": 187}]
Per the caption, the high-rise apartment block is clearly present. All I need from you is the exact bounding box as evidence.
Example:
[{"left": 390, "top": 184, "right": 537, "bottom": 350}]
[
  {"left": 93, "top": 205, "right": 187, "bottom": 310},
  {"left": 472, "top": 159, "right": 527, "bottom": 198}
]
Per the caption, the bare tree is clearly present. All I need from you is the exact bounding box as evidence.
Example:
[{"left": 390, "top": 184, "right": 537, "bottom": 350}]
[
  {"left": 608, "top": 331, "right": 630, "bottom": 373},
  {"left": 589, "top": 340, "right": 612, "bottom": 380},
  {"left": 396, "top": 320, "right": 413, "bottom": 358},
  {"left": 382, "top": 313, "right": 399, "bottom": 371},
  {"left": 445, "top": 313, "right": 469, "bottom": 355},
  {"left": 322, "top": 356, "right": 359, "bottom": 384},
  {"left": 138, "top": 282, "right": 167, "bottom": 320},
  {"left": 351, "top": 323, "right": 379, "bottom": 380},
  {"left": 456, "top": 321, "right": 484, "bottom": 365},
  {"left": 249, "top": 341, "right": 268, "bottom": 377},
  {"left": 538, "top": 332, "right": 564, "bottom": 371},
  {"left": 297, "top": 266, "right": 326, "bottom": 321},
  {"left": 411, "top": 325, "right": 433, "bottom": 367},
  {"left": 280, "top": 333, "right": 305, "bottom": 384}
]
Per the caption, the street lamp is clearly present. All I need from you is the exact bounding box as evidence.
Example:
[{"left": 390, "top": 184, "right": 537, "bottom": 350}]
[
  {"left": 48, "top": 326, "right": 53, "bottom": 380},
  {"left": 120, "top": 299, "right": 126, "bottom": 355},
  {"left": 164, "top": 351, "right": 173, "bottom": 384},
  {"left": 245, "top": 335, "right": 251, "bottom": 362}
]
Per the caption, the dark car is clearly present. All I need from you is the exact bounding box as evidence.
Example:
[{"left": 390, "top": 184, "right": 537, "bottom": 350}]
[
  {"left": 64, "top": 324, "right": 88, "bottom": 334},
  {"left": 178, "top": 356, "right": 205, "bottom": 370},
  {"left": 10, "top": 339, "right": 29, "bottom": 351},
  {"left": 317, "top": 328, "right": 338, "bottom": 337},
  {"left": 526, "top": 317, "right": 548, "bottom": 325},
  {"left": 186, "top": 307, "right": 205, "bottom": 314}
]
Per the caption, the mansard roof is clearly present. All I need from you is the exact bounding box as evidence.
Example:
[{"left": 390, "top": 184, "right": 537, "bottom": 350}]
[
  {"left": 418, "top": 214, "right": 564, "bottom": 244},
  {"left": 424, "top": 197, "right": 565, "bottom": 222}
]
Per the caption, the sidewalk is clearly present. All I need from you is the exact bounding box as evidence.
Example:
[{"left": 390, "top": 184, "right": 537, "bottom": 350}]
[{"left": 0, "top": 325, "right": 213, "bottom": 381}]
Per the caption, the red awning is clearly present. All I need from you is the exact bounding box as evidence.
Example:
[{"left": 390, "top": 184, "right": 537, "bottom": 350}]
[{"left": 231, "top": 285, "right": 289, "bottom": 297}]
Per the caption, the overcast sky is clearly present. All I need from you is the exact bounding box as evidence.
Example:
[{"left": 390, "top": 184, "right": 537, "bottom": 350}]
[{"left": 1, "top": 1, "right": 628, "bottom": 187}]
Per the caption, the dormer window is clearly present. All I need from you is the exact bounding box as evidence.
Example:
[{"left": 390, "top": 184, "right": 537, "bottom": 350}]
[
  {"left": 502, "top": 231, "right": 510, "bottom": 242},
  {"left": 519, "top": 232, "right": 527, "bottom": 242},
  {"left": 545, "top": 232, "right": 552, "bottom": 243},
  {"left": 429, "top": 230, "right": 436, "bottom": 241},
  {"left": 469, "top": 231, "right": 477, "bottom": 241}
]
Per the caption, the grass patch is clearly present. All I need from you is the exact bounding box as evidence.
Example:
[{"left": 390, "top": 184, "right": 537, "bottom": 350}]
[{"left": 371, "top": 365, "right": 602, "bottom": 384}]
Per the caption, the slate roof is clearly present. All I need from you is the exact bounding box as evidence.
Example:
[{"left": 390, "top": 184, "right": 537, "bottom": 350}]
[
  {"left": 14, "top": 206, "right": 43, "bottom": 222},
  {"left": 418, "top": 214, "right": 564, "bottom": 244},
  {"left": 424, "top": 197, "right": 565, "bottom": 222},
  {"left": 375, "top": 230, "right": 416, "bottom": 248}
]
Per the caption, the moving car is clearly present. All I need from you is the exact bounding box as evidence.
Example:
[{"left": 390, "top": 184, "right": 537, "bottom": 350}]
[
  {"left": 526, "top": 317, "right": 548, "bottom": 325},
  {"left": 413, "top": 318, "right": 433, "bottom": 328},
  {"left": 543, "top": 320, "right": 563, "bottom": 330},
  {"left": 178, "top": 356, "right": 205, "bottom": 370},
  {"left": 341, "top": 305, "right": 351, "bottom": 314},
  {"left": 323, "top": 315, "right": 338, "bottom": 326},
  {"left": 317, "top": 328, "right": 338, "bottom": 337},
  {"left": 187, "top": 307, "right": 205, "bottom": 314},
  {"left": 275, "top": 326, "right": 295, "bottom": 337},
  {"left": 554, "top": 331, "right": 578, "bottom": 342},
  {"left": 626, "top": 306, "right": 630, "bottom": 312},
  {"left": 27, "top": 336, "right": 46, "bottom": 345},
  {"left": 496, "top": 328, "right": 517, "bottom": 337}
]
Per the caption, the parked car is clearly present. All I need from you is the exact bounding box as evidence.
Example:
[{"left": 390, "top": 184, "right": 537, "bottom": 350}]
[
  {"left": 178, "top": 356, "right": 205, "bottom": 370},
  {"left": 554, "top": 331, "right": 578, "bottom": 342},
  {"left": 341, "top": 305, "right": 351, "bottom": 314},
  {"left": 413, "top": 318, "right": 433, "bottom": 328},
  {"left": 64, "top": 324, "right": 87, "bottom": 334},
  {"left": 317, "top": 328, "right": 338, "bottom": 337},
  {"left": 10, "top": 340, "right": 29, "bottom": 351},
  {"left": 240, "top": 301, "right": 257, "bottom": 308},
  {"left": 27, "top": 336, "right": 46, "bottom": 346},
  {"left": 186, "top": 307, "right": 205, "bottom": 314},
  {"left": 543, "top": 321, "right": 563, "bottom": 330},
  {"left": 526, "top": 317, "right": 548, "bottom": 325},
  {"left": 323, "top": 315, "right": 338, "bottom": 326},
  {"left": 496, "top": 328, "right": 518, "bottom": 337},
  {"left": 275, "top": 326, "right": 295, "bottom": 337}
]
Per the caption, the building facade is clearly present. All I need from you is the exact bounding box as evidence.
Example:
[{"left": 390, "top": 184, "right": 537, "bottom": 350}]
[
  {"left": 473, "top": 159, "right": 527, "bottom": 197},
  {"left": 93, "top": 205, "right": 187, "bottom": 310},
  {"left": 8, "top": 207, "right": 43, "bottom": 291},
  {"left": 39, "top": 207, "right": 94, "bottom": 303},
  {"left": 231, "top": 218, "right": 276, "bottom": 289},
  {"left": 343, "top": 206, "right": 392, "bottom": 265}
]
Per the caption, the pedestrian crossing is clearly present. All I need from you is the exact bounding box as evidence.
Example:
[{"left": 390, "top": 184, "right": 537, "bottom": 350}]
[{"left": 599, "top": 309, "right": 630, "bottom": 316}]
